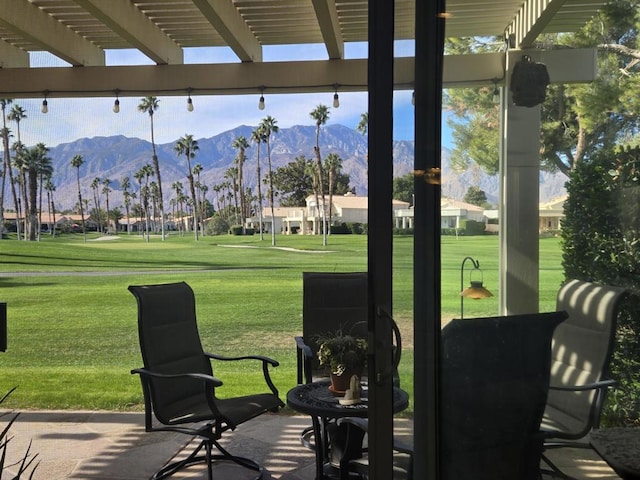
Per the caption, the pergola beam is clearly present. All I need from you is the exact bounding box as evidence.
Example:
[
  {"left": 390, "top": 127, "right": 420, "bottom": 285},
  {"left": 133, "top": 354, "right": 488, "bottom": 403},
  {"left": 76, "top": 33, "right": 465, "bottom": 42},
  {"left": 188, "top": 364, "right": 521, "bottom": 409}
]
[
  {"left": 192, "top": 0, "right": 262, "bottom": 62},
  {"left": 0, "top": 40, "right": 29, "bottom": 68},
  {"left": 507, "top": 0, "right": 565, "bottom": 48},
  {"left": 312, "top": 0, "right": 344, "bottom": 59},
  {"left": 73, "top": 0, "right": 183, "bottom": 65},
  {"left": 0, "top": 49, "right": 597, "bottom": 98},
  {"left": 0, "top": 0, "right": 104, "bottom": 66},
  {"left": 0, "top": 57, "right": 412, "bottom": 98}
]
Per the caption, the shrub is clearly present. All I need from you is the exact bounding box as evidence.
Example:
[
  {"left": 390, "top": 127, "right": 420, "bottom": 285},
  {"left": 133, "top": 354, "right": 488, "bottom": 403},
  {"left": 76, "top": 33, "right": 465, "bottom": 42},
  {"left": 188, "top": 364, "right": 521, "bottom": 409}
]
[
  {"left": 562, "top": 146, "right": 640, "bottom": 426},
  {"left": 0, "top": 387, "right": 39, "bottom": 478},
  {"left": 205, "top": 215, "right": 229, "bottom": 236},
  {"left": 459, "top": 219, "right": 486, "bottom": 236}
]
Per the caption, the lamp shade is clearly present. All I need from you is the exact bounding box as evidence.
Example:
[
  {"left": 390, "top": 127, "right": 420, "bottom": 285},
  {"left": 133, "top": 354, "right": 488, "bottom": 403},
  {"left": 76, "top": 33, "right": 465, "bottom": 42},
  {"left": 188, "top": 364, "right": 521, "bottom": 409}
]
[{"left": 461, "top": 280, "right": 493, "bottom": 300}]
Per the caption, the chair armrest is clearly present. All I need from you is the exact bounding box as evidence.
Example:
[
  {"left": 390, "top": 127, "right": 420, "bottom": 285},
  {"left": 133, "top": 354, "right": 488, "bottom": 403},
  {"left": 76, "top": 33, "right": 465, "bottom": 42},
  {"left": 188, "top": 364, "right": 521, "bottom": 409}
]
[
  {"left": 202, "top": 353, "right": 281, "bottom": 398},
  {"left": 549, "top": 379, "right": 617, "bottom": 392},
  {"left": 295, "top": 336, "right": 313, "bottom": 358},
  {"left": 131, "top": 367, "right": 223, "bottom": 387},
  {"left": 205, "top": 352, "right": 280, "bottom": 367}
]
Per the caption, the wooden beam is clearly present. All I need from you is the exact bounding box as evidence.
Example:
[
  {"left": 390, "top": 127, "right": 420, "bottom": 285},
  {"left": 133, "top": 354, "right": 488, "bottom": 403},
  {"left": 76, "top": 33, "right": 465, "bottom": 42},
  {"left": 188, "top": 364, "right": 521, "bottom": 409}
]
[
  {"left": 0, "top": 40, "right": 29, "bottom": 68},
  {"left": 0, "top": 49, "right": 597, "bottom": 98},
  {"left": 73, "top": 0, "right": 183, "bottom": 65},
  {"left": 0, "top": 0, "right": 104, "bottom": 66},
  {"left": 312, "top": 0, "right": 344, "bottom": 59},
  {"left": 192, "top": 0, "right": 262, "bottom": 62}
]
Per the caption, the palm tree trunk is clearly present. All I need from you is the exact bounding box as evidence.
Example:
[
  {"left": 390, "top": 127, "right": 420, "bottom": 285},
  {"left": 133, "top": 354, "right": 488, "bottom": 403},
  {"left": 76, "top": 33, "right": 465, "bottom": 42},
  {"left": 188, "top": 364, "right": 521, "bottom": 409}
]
[
  {"left": 150, "top": 114, "right": 166, "bottom": 240},
  {"left": 266, "top": 139, "right": 276, "bottom": 246},
  {"left": 256, "top": 146, "right": 264, "bottom": 240}
]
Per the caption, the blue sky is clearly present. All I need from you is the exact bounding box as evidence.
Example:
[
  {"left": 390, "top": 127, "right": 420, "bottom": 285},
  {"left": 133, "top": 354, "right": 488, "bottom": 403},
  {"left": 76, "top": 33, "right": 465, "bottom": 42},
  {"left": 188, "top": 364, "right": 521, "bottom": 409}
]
[{"left": 15, "top": 41, "right": 450, "bottom": 148}]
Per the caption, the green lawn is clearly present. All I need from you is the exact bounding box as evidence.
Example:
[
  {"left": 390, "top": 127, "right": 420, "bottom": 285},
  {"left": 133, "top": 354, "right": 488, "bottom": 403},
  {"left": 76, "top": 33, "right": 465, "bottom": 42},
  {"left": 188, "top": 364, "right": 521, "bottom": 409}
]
[{"left": 0, "top": 232, "right": 564, "bottom": 411}]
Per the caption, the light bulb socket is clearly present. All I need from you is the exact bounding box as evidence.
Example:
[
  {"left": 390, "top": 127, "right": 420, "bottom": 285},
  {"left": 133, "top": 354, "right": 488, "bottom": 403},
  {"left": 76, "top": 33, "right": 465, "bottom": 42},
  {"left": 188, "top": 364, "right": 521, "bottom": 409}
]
[{"left": 492, "top": 87, "right": 501, "bottom": 104}]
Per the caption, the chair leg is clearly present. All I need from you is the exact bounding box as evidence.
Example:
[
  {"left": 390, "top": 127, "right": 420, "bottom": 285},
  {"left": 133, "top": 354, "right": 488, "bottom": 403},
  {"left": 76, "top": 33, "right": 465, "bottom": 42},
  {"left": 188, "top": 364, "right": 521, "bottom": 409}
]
[{"left": 152, "top": 437, "right": 264, "bottom": 480}]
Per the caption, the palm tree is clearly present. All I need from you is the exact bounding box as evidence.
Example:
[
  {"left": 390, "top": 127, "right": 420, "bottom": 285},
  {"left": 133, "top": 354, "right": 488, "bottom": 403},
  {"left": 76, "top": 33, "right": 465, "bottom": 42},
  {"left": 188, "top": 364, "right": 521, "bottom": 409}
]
[
  {"left": 172, "top": 181, "right": 185, "bottom": 235},
  {"left": 310, "top": 104, "right": 330, "bottom": 245},
  {"left": 102, "top": 178, "right": 111, "bottom": 234},
  {"left": 356, "top": 112, "right": 368, "bottom": 136},
  {"left": 1, "top": 127, "right": 19, "bottom": 240},
  {"left": 133, "top": 169, "right": 144, "bottom": 237},
  {"left": 174, "top": 134, "right": 200, "bottom": 240},
  {"left": 136, "top": 164, "right": 154, "bottom": 242},
  {"left": 121, "top": 176, "right": 132, "bottom": 234},
  {"left": 36, "top": 146, "right": 53, "bottom": 240},
  {"left": 192, "top": 163, "right": 205, "bottom": 236},
  {"left": 0, "top": 99, "right": 10, "bottom": 236},
  {"left": 304, "top": 159, "right": 320, "bottom": 234},
  {"left": 17, "top": 143, "right": 50, "bottom": 241},
  {"left": 324, "top": 152, "right": 342, "bottom": 235},
  {"left": 70, "top": 154, "right": 86, "bottom": 241},
  {"left": 251, "top": 126, "right": 267, "bottom": 240},
  {"left": 232, "top": 136, "right": 250, "bottom": 232},
  {"left": 356, "top": 112, "right": 369, "bottom": 167},
  {"left": 12, "top": 141, "right": 29, "bottom": 237},
  {"left": 138, "top": 96, "right": 166, "bottom": 240},
  {"left": 90, "top": 177, "right": 102, "bottom": 232},
  {"left": 223, "top": 167, "right": 239, "bottom": 225},
  {"left": 44, "top": 174, "right": 56, "bottom": 237},
  {"left": 4, "top": 102, "right": 25, "bottom": 240},
  {"left": 258, "top": 116, "right": 279, "bottom": 246}
]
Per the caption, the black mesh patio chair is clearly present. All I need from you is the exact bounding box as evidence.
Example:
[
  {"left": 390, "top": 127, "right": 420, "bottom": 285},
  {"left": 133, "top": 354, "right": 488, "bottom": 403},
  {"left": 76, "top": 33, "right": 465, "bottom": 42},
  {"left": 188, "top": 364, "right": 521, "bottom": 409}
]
[
  {"left": 540, "top": 279, "right": 628, "bottom": 479},
  {"left": 296, "top": 272, "right": 370, "bottom": 385},
  {"left": 129, "top": 281, "right": 284, "bottom": 480},
  {"left": 295, "top": 271, "right": 402, "bottom": 453},
  {"left": 339, "top": 311, "right": 567, "bottom": 480},
  {"left": 296, "top": 271, "right": 402, "bottom": 385}
]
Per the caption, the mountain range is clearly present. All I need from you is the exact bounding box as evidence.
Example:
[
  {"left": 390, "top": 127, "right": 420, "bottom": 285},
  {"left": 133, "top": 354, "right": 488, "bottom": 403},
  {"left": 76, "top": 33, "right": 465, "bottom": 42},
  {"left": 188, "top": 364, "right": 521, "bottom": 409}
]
[{"left": 41, "top": 124, "right": 567, "bottom": 211}]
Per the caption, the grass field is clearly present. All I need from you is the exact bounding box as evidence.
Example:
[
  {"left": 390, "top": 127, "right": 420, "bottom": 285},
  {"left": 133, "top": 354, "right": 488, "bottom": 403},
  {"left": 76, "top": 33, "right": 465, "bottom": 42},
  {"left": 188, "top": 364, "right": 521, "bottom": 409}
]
[{"left": 0, "top": 232, "right": 565, "bottom": 412}]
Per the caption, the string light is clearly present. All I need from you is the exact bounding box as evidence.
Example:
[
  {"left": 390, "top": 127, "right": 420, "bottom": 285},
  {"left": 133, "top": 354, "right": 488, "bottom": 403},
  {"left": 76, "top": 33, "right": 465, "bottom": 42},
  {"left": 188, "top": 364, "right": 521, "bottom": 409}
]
[
  {"left": 333, "top": 84, "right": 340, "bottom": 108},
  {"left": 258, "top": 86, "right": 265, "bottom": 110},
  {"left": 41, "top": 92, "right": 48, "bottom": 114},
  {"left": 113, "top": 90, "right": 120, "bottom": 113},
  {"left": 187, "top": 89, "right": 194, "bottom": 111}
]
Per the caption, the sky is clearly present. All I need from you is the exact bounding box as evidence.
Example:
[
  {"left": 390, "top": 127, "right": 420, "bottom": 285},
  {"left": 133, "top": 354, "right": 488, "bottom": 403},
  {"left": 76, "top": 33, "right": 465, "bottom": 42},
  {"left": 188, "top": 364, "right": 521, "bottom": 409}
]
[{"left": 14, "top": 40, "right": 451, "bottom": 149}]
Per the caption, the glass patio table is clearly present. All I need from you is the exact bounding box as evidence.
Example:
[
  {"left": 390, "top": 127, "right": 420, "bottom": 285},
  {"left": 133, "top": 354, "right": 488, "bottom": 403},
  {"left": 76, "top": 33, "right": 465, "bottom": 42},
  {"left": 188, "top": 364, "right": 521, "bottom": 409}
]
[{"left": 287, "top": 379, "right": 409, "bottom": 480}]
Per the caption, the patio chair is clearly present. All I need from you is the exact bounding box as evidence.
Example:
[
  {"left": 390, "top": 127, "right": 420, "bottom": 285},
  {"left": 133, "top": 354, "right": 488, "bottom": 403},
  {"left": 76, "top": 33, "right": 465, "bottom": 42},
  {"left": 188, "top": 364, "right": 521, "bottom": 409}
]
[
  {"left": 296, "top": 271, "right": 402, "bottom": 385},
  {"left": 295, "top": 271, "right": 402, "bottom": 452},
  {"left": 540, "top": 279, "right": 628, "bottom": 479},
  {"left": 338, "top": 311, "right": 567, "bottom": 480},
  {"left": 296, "top": 272, "right": 369, "bottom": 386},
  {"left": 129, "top": 281, "right": 284, "bottom": 480}
]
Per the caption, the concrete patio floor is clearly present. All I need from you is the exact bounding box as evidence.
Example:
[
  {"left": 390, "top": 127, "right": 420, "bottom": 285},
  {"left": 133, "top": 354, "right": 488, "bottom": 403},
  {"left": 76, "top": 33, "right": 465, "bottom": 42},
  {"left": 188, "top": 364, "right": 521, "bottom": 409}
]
[{"left": 1, "top": 409, "right": 620, "bottom": 479}]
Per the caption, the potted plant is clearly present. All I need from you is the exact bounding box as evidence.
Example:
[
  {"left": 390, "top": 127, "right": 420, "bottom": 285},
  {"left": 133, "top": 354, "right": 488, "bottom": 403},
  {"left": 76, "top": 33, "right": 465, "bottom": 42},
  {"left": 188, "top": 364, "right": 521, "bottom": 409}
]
[{"left": 317, "top": 330, "right": 368, "bottom": 394}]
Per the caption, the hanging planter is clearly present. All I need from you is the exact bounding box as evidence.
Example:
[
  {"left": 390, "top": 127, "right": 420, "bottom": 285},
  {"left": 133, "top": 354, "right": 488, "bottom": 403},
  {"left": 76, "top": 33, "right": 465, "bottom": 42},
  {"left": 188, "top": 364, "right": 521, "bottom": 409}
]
[{"left": 510, "top": 54, "right": 550, "bottom": 108}]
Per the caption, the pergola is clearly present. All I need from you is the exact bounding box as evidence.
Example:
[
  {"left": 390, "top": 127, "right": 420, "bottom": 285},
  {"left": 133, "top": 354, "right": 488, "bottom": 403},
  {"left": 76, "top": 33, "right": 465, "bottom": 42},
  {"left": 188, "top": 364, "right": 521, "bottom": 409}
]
[{"left": 0, "top": 1, "right": 609, "bottom": 479}]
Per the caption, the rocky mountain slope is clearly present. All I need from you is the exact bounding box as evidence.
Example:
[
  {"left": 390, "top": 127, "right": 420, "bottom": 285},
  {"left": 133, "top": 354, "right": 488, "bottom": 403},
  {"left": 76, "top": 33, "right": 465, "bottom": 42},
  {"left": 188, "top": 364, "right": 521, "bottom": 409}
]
[{"left": 43, "top": 124, "right": 566, "bottom": 210}]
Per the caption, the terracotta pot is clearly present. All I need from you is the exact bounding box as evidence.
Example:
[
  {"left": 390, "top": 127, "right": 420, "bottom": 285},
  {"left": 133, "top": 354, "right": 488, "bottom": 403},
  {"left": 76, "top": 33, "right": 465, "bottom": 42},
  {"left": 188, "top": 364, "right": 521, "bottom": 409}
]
[{"left": 330, "top": 370, "right": 361, "bottom": 395}]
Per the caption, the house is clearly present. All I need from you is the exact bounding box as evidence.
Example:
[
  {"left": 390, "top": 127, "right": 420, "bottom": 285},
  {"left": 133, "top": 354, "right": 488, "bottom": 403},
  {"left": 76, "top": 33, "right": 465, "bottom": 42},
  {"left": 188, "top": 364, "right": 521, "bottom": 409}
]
[
  {"left": 245, "top": 194, "right": 411, "bottom": 235},
  {"left": 538, "top": 196, "right": 567, "bottom": 232}
]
